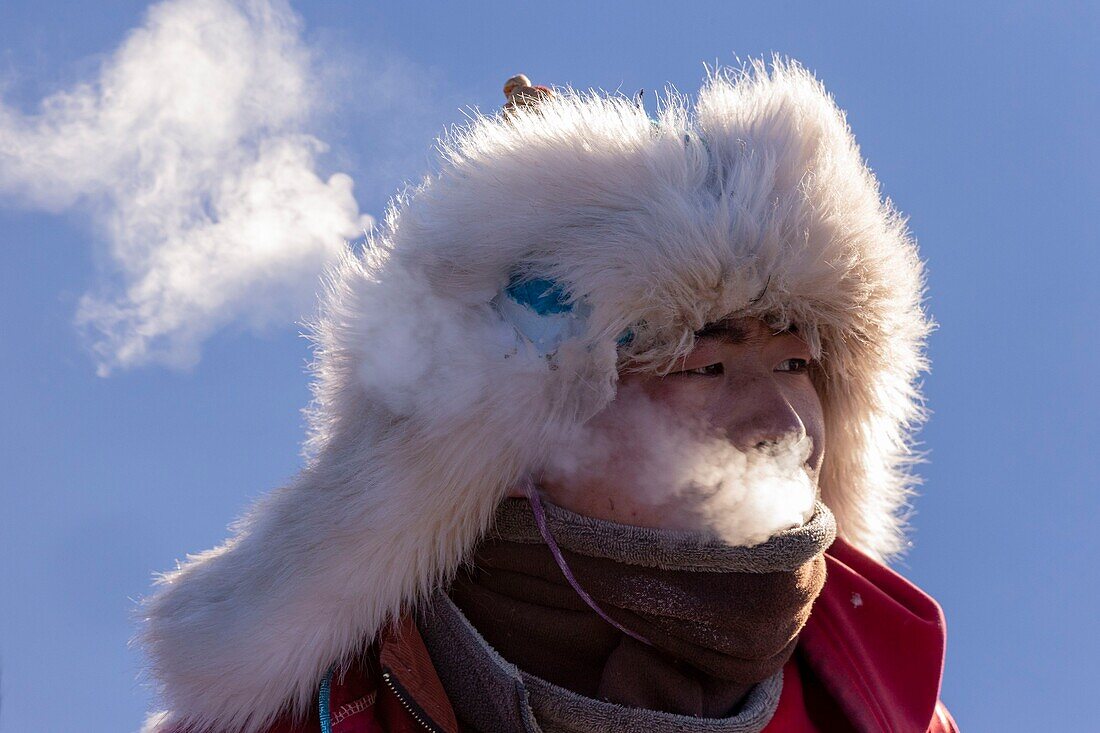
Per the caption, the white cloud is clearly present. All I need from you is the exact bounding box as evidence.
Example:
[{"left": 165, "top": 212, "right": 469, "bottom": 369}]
[{"left": 0, "top": 0, "right": 373, "bottom": 374}]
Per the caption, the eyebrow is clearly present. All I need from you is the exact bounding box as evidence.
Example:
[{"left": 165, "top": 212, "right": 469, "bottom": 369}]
[
  {"left": 695, "top": 321, "right": 751, "bottom": 344},
  {"left": 694, "top": 320, "right": 799, "bottom": 344}
]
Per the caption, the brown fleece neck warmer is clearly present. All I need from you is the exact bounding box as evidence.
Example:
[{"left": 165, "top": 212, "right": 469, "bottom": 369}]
[{"left": 448, "top": 498, "right": 835, "bottom": 719}]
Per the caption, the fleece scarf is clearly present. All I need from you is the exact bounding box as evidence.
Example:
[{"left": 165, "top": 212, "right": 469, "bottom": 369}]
[{"left": 418, "top": 496, "right": 836, "bottom": 732}]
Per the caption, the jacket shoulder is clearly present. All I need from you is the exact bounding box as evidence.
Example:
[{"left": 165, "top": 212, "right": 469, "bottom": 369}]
[{"left": 928, "top": 700, "right": 960, "bottom": 732}]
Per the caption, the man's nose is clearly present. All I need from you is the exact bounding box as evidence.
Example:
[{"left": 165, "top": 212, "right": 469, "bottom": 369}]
[{"left": 723, "top": 379, "right": 807, "bottom": 451}]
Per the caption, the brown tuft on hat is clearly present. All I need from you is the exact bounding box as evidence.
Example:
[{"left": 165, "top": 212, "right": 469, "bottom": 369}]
[{"left": 503, "top": 73, "right": 555, "bottom": 115}]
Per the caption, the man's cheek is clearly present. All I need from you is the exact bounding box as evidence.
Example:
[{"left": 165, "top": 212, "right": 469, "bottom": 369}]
[{"left": 792, "top": 389, "right": 826, "bottom": 472}]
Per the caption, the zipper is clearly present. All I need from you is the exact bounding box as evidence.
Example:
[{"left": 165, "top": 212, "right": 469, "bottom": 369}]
[{"left": 381, "top": 669, "right": 446, "bottom": 733}]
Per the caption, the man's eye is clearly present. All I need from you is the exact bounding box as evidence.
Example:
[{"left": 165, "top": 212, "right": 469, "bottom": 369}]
[
  {"left": 776, "top": 358, "right": 810, "bottom": 374},
  {"left": 678, "top": 362, "right": 724, "bottom": 376}
]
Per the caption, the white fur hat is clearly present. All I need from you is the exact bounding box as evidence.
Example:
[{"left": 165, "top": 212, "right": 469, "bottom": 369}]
[{"left": 140, "top": 57, "right": 933, "bottom": 733}]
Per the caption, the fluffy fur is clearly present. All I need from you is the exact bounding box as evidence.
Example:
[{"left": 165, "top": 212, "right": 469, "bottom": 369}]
[{"left": 139, "top": 57, "right": 933, "bottom": 733}]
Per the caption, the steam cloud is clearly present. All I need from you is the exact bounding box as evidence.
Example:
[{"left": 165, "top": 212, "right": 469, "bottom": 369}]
[
  {"left": 0, "top": 0, "right": 372, "bottom": 374},
  {"left": 541, "top": 382, "right": 819, "bottom": 546}
]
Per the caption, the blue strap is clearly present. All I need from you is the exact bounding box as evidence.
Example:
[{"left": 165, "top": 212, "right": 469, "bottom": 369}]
[{"left": 318, "top": 664, "right": 335, "bottom": 733}]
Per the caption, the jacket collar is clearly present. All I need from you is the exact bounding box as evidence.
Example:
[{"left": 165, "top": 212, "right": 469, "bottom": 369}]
[
  {"left": 379, "top": 612, "right": 461, "bottom": 733},
  {"left": 800, "top": 538, "right": 948, "bottom": 733}
]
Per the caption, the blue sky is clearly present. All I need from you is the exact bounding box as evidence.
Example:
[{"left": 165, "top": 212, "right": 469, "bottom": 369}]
[{"left": 1, "top": 1, "right": 1097, "bottom": 730}]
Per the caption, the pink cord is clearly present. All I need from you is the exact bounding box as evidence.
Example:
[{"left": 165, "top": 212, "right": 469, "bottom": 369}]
[{"left": 521, "top": 477, "right": 652, "bottom": 647}]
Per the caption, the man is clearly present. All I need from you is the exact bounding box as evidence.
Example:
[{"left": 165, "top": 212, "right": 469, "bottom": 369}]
[{"left": 140, "top": 59, "right": 959, "bottom": 732}]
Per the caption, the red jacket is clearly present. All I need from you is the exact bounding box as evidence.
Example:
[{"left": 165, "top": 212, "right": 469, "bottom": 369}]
[{"left": 267, "top": 538, "right": 959, "bottom": 733}]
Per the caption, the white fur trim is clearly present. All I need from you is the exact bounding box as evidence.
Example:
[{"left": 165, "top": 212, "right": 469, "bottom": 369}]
[{"left": 139, "top": 57, "right": 933, "bottom": 732}]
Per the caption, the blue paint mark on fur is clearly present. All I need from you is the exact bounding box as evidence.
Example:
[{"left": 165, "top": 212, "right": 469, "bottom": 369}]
[
  {"left": 499, "top": 272, "right": 635, "bottom": 354},
  {"left": 496, "top": 273, "right": 589, "bottom": 357},
  {"left": 505, "top": 276, "right": 573, "bottom": 316}
]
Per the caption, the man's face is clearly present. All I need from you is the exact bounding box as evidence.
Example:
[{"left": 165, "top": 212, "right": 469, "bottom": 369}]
[{"left": 523, "top": 316, "right": 826, "bottom": 531}]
